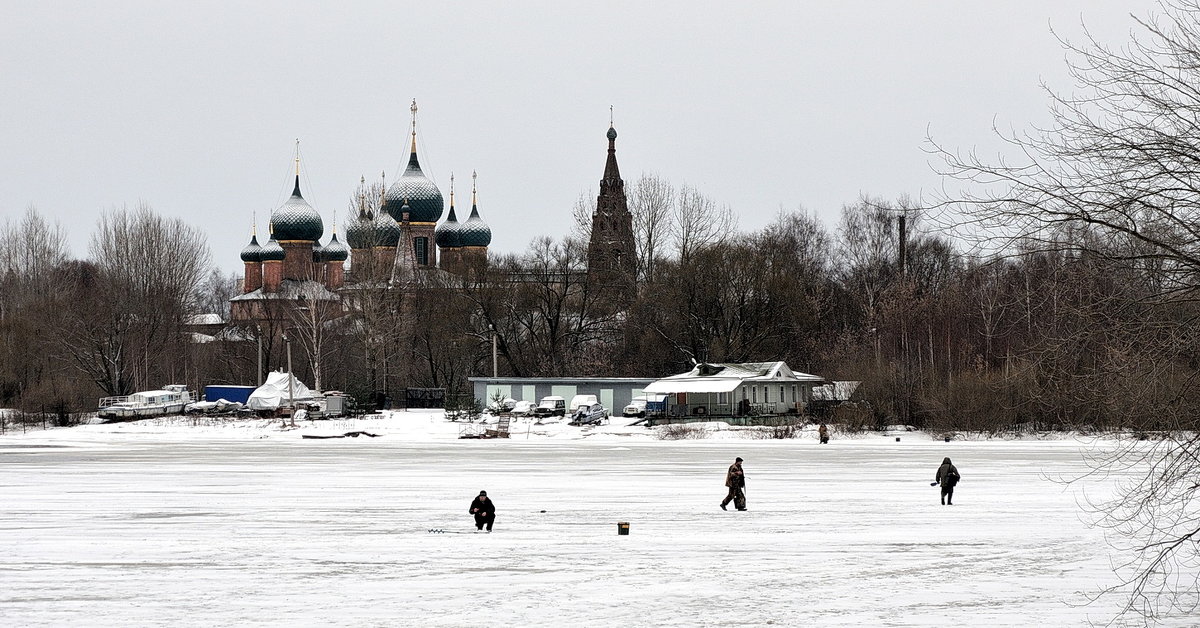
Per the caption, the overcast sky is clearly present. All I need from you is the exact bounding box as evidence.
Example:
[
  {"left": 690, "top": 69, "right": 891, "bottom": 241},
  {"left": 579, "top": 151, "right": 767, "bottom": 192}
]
[{"left": 1, "top": 1, "right": 1160, "bottom": 274}]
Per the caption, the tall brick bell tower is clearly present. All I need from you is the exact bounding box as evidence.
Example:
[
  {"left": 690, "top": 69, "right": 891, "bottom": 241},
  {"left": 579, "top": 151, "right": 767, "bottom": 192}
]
[{"left": 586, "top": 116, "right": 637, "bottom": 304}]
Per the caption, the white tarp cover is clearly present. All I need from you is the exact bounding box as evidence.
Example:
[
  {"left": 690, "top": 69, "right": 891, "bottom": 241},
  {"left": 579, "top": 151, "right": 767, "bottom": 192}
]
[
  {"left": 246, "top": 372, "right": 314, "bottom": 410},
  {"left": 642, "top": 378, "right": 742, "bottom": 394}
]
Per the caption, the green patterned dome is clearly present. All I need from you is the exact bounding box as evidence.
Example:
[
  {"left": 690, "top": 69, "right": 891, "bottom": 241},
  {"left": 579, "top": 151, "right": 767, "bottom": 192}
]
[
  {"left": 345, "top": 211, "right": 374, "bottom": 249},
  {"left": 320, "top": 232, "right": 349, "bottom": 262},
  {"left": 435, "top": 205, "right": 463, "bottom": 248},
  {"left": 344, "top": 208, "right": 400, "bottom": 249},
  {"left": 374, "top": 211, "right": 402, "bottom": 247},
  {"left": 240, "top": 234, "right": 263, "bottom": 262},
  {"left": 260, "top": 236, "right": 285, "bottom": 261},
  {"left": 459, "top": 203, "right": 492, "bottom": 248},
  {"left": 384, "top": 150, "right": 443, "bottom": 224},
  {"left": 272, "top": 176, "right": 325, "bottom": 241}
]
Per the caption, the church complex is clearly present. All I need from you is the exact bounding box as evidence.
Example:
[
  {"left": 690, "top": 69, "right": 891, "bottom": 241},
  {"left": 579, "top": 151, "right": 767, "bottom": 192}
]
[{"left": 230, "top": 101, "right": 637, "bottom": 331}]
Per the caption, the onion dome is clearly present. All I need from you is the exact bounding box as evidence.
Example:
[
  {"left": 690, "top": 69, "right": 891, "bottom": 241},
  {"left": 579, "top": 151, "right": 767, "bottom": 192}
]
[
  {"left": 272, "top": 175, "right": 324, "bottom": 241},
  {"left": 374, "top": 210, "right": 402, "bottom": 247},
  {"left": 435, "top": 206, "right": 463, "bottom": 248},
  {"left": 240, "top": 232, "right": 263, "bottom": 262},
  {"left": 322, "top": 232, "right": 349, "bottom": 262},
  {"left": 435, "top": 174, "right": 463, "bottom": 248},
  {"left": 436, "top": 205, "right": 463, "bottom": 247},
  {"left": 345, "top": 212, "right": 374, "bottom": 249},
  {"left": 383, "top": 100, "right": 444, "bottom": 224},
  {"left": 459, "top": 172, "right": 492, "bottom": 247},
  {"left": 260, "top": 232, "right": 285, "bottom": 261}
]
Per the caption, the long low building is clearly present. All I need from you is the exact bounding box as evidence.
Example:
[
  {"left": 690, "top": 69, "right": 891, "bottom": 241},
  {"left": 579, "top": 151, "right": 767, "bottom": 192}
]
[
  {"left": 642, "top": 361, "right": 826, "bottom": 425},
  {"left": 469, "top": 377, "right": 657, "bottom": 414}
]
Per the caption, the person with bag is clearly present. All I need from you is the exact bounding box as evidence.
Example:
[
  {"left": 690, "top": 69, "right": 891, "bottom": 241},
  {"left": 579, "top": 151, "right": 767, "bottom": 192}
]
[
  {"left": 720, "top": 457, "right": 747, "bottom": 511},
  {"left": 934, "top": 457, "right": 961, "bottom": 505}
]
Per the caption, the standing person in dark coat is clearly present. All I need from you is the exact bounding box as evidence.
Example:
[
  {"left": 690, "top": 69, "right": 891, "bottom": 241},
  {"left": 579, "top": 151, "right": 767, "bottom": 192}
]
[
  {"left": 818, "top": 424, "right": 830, "bottom": 444},
  {"left": 934, "top": 457, "right": 960, "bottom": 505},
  {"left": 469, "top": 490, "right": 496, "bottom": 531},
  {"left": 720, "top": 457, "right": 746, "bottom": 511}
]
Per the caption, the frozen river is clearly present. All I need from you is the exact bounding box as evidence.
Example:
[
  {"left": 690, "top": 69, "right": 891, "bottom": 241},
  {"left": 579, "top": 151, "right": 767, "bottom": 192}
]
[{"left": 0, "top": 423, "right": 1178, "bottom": 626}]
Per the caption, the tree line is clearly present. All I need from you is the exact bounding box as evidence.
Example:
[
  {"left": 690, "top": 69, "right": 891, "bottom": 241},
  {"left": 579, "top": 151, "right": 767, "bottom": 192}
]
[{"left": 5, "top": 178, "right": 1192, "bottom": 438}]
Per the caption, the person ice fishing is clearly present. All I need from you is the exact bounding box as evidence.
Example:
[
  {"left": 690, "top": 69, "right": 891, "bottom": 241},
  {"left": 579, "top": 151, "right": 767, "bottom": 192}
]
[
  {"left": 469, "top": 490, "right": 496, "bottom": 532},
  {"left": 720, "top": 457, "right": 746, "bottom": 511},
  {"left": 818, "top": 423, "right": 830, "bottom": 444},
  {"left": 934, "top": 457, "right": 961, "bottom": 505}
]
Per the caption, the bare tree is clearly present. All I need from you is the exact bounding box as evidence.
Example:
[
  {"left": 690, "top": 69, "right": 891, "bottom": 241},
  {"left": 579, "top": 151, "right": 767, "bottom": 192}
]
[
  {"left": 930, "top": 2, "right": 1200, "bottom": 621},
  {"left": 570, "top": 189, "right": 595, "bottom": 243},
  {"left": 628, "top": 172, "right": 675, "bottom": 283},
  {"left": 196, "top": 268, "right": 238, "bottom": 320},
  {"left": 60, "top": 204, "right": 211, "bottom": 395},
  {"left": 0, "top": 206, "right": 76, "bottom": 411},
  {"left": 672, "top": 184, "right": 736, "bottom": 262},
  {"left": 285, "top": 283, "right": 343, "bottom": 392}
]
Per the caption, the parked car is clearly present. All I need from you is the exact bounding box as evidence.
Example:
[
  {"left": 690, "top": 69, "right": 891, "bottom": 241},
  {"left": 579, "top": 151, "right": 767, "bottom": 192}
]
[
  {"left": 533, "top": 396, "right": 567, "bottom": 417},
  {"left": 510, "top": 400, "right": 536, "bottom": 416},
  {"left": 569, "top": 403, "right": 609, "bottom": 426},
  {"left": 623, "top": 395, "right": 665, "bottom": 418}
]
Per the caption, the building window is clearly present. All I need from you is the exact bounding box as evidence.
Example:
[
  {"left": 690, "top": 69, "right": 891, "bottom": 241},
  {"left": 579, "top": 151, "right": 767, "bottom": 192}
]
[
  {"left": 718, "top": 392, "right": 727, "bottom": 404},
  {"left": 752, "top": 386, "right": 757, "bottom": 403},
  {"left": 791, "top": 385, "right": 796, "bottom": 402},
  {"left": 414, "top": 237, "right": 428, "bottom": 265},
  {"left": 780, "top": 386, "right": 785, "bottom": 403}
]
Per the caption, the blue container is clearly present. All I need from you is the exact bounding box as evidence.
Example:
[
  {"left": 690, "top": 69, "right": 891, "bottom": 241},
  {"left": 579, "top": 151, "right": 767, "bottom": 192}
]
[{"left": 204, "top": 385, "right": 257, "bottom": 404}]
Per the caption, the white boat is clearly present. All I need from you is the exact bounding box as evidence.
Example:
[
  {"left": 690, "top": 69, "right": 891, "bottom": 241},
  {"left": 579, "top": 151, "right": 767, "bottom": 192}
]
[{"left": 98, "top": 385, "right": 193, "bottom": 421}]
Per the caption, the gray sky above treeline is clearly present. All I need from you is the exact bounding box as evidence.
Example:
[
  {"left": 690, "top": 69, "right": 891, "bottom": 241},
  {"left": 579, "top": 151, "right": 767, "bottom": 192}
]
[{"left": 1, "top": 1, "right": 1158, "bottom": 273}]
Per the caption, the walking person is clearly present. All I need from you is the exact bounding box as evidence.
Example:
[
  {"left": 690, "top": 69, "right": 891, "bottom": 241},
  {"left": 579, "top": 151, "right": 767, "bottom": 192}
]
[
  {"left": 720, "top": 457, "right": 746, "bottom": 511},
  {"left": 934, "top": 457, "right": 960, "bottom": 505},
  {"left": 469, "top": 490, "right": 496, "bottom": 532},
  {"left": 818, "top": 423, "right": 830, "bottom": 444}
]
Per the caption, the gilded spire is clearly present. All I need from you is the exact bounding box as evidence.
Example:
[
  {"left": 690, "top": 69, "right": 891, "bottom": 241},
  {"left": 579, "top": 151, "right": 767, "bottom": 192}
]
[
  {"left": 292, "top": 139, "right": 302, "bottom": 197},
  {"left": 410, "top": 99, "right": 418, "bottom": 154},
  {"left": 450, "top": 172, "right": 455, "bottom": 207},
  {"left": 472, "top": 170, "right": 478, "bottom": 206}
]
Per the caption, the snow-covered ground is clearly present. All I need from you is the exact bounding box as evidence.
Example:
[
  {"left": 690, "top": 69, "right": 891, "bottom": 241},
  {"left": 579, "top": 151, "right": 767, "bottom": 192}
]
[{"left": 0, "top": 411, "right": 1183, "bottom": 626}]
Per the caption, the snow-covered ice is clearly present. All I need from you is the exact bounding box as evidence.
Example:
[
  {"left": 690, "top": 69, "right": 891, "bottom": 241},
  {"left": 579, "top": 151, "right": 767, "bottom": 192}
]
[{"left": 0, "top": 412, "right": 1183, "bottom": 626}]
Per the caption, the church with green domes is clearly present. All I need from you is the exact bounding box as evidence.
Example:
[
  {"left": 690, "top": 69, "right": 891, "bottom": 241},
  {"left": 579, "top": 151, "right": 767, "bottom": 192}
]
[
  {"left": 230, "top": 100, "right": 494, "bottom": 324},
  {"left": 229, "top": 101, "right": 635, "bottom": 333}
]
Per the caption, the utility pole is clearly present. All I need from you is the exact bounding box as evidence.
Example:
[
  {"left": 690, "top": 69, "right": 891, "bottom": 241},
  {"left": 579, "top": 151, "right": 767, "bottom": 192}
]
[
  {"left": 284, "top": 332, "right": 295, "bottom": 427},
  {"left": 491, "top": 324, "right": 498, "bottom": 378},
  {"left": 256, "top": 325, "right": 264, "bottom": 386}
]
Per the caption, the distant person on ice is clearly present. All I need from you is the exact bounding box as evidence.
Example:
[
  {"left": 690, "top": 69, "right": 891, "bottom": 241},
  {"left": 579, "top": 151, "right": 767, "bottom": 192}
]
[
  {"left": 720, "top": 457, "right": 746, "bottom": 511},
  {"left": 469, "top": 490, "right": 495, "bottom": 532},
  {"left": 934, "top": 457, "right": 961, "bottom": 505},
  {"left": 818, "top": 423, "right": 830, "bottom": 444}
]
